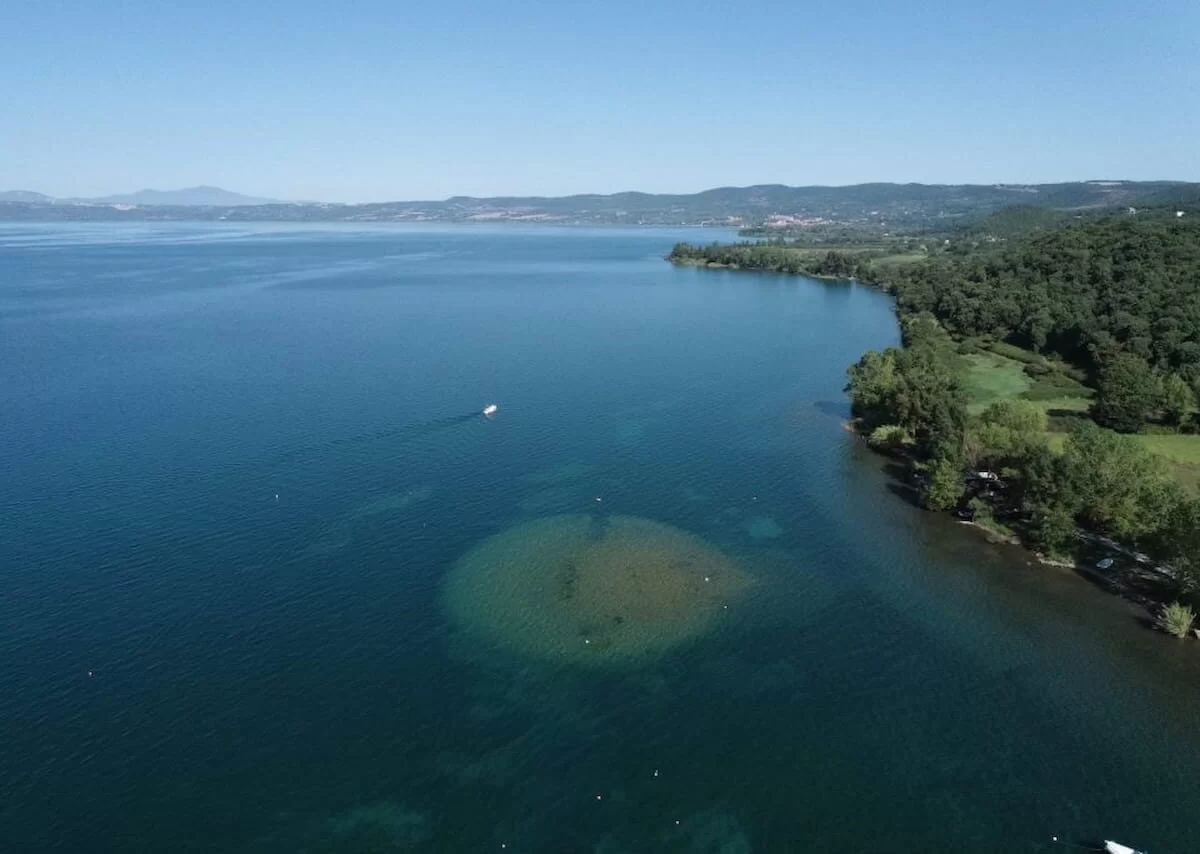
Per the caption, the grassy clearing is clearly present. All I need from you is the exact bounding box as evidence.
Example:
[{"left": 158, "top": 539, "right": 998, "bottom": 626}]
[
  {"left": 1131, "top": 435, "right": 1200, "bottom": 493},
  {"left": 960, "top": 333, "right": 1200, "bottom": 493},
  {"left": 964, "top": 353, "right": 1030, "bottom": 414},
  {"left": 874, "top": 252, "right": 929, "bottom": 266},
  {"left": 1023, "top": 374, "right": 1093, "bottom": 409},
  {"left": 1044, "top": 426, "right": 1200, "bottom": 493},
  {"left": 963, "top": 348, "right": 1091, "bottom": 417},
  {"left": 1131, "top": 434, "right": 1200, "bottom": 465},
  {"left": 958, "top": 344, "right": 1200, "bottom": 490},
  {"left": 1031, "top": 395, "right": 1093, "bottom": 413}
]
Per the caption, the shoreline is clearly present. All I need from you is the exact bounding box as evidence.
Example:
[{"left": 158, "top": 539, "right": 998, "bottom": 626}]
[
  {"left": 677, "top": 244, "right": 1197, "bottom": 645},
  {"left": 667, "top": 256, "right": 866, "bottom": 284},
  {"left": 842, "top": 417, "right": 1190, "bottom": 636}
]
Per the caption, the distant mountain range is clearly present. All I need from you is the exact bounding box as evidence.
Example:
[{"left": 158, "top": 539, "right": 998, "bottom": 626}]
[
  {"left": 0, "top": 190, "right": 55, "bottom": 203},
  {"left": 0, "top": 186, "right": 280, "bottom": 206},
  {"left": 86, "top": 186, "right": 282, "bottom": 206},
  {"left": 2, "top": 181, "right": 1198, "bottom": 228}
]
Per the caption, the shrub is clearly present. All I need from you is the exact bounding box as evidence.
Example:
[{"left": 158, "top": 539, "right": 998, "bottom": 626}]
[
  {"left": 967, "top": 496, "right": 993, "bottom": 523},
  {"left": 1046, "top": 412, "right": 1091, "bottom": 433},
  {"left": 1028, "top": 503, "right": 1076, "bottom": 553},
  {"left": 987, "top": 340, "right": 1042, "bottom": 365},
  {"left": 980, "top": 398, "right": 1048, "bottom": 434},
  {"left": 867, "top": 424, "right": 911, "bottom": 450},
  {"left": 923, "top": 456, "right": 964, "bottom": 511},
  {"left": 1023, "top": 369, "right": 1094, "bottom": 402},
  {"left": 1163, "top": 602, "right": 1195, "bottom": 639}
]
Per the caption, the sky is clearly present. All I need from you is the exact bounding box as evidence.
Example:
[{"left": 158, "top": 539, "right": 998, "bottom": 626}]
[{"left": 3, "top": 0, "right": 1198, "bottom": 202}]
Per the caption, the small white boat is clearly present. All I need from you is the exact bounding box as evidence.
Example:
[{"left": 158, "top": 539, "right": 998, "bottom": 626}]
[
  {"left": 482, "top": 404, "right": 498, "bottom": 417},
  {"left": 1097, "top": 558, "right": 1115, "bottom": 571},
  {"left": 1104, "top": 841, "right": 1144, "bottom": 854}
]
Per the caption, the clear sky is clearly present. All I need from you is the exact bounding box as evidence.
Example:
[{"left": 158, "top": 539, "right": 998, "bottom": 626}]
[{"left": 4, "top": 0, "right": 1197, "bottom": 201}]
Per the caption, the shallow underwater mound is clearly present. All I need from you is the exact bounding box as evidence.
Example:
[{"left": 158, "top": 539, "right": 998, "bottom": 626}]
[{"left": 444, "top": 514, "right": 750, "bottom": 665}]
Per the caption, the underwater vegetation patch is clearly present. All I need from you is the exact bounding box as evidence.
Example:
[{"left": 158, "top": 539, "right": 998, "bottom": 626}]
[{"left": 443, "top": 515, "right": 751, "bottom": 665}]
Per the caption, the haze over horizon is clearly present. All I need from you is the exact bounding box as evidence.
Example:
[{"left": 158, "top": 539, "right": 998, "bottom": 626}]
[
  {"left": 11, "top": 178, "right": 1200, "bottom": 209},
  {"left": 5, "top": 0, "right": 1197, "bottom": 203}
]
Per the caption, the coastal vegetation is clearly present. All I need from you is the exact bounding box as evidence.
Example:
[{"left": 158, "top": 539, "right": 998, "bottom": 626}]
[
  {"left": 668, "top": 241, "right": 901, "bottom": 280},
  {"left": 671, "top": 208, "right": 1200, "bottom": 610}
]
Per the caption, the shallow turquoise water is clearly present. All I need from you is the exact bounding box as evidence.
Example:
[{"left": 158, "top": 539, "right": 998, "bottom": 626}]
[{"left": 2, "top": 223, "right": 1198, "bottom": 852}]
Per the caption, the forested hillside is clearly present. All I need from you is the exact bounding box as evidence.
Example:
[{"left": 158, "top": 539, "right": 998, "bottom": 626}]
[
  {"left": 5, "top": 180, "right": 1198, "bottom": 225},
  {"left": 887, "top": 215, "right": 1200, "bottom": 379}
]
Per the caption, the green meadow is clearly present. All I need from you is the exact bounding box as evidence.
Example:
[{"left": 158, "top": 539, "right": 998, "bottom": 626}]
[{"left": 965, "top": 345, "right": 1200, "bottom": 492}]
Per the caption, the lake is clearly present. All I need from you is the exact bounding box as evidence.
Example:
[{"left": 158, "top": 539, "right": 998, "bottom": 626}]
[{"left": 2, "top": 223, "right": 1199, "bottom": 853}]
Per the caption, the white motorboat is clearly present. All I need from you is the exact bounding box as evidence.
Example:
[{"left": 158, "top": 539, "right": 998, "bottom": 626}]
[
  {"left": 1104, "top": 841, "right": 1144, "bottom": 854},
  {"left": 482, "top": 404, "right": 498, "bottom": 417}
]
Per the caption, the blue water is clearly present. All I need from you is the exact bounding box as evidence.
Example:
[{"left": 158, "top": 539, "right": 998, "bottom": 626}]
[{"left": 2, "top": 223, "right": 1199, "bottom": 853}]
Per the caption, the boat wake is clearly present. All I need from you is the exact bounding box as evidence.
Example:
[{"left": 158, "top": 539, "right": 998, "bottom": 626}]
[{"left": 265, "top": 412, "right": 483, "bottom": 468}]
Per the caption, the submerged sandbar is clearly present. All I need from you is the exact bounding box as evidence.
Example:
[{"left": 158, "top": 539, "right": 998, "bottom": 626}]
[{"left": 444, "top": 514, "right": 750, "bottom": 664}]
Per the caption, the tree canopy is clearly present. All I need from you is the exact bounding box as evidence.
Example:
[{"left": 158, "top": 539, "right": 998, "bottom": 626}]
[{"left": 883, "top": 214, "right": 1200, "bottom": 381}]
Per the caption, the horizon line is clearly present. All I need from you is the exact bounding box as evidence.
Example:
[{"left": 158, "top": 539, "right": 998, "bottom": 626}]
[{"left": 6, "top": 177, "right": 1199, "bottom": 207}]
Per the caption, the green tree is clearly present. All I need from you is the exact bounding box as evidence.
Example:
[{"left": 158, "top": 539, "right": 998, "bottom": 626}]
[
  {"left": 866, "top": 424, "right": 911, "bottom": 451},
  {"left": 1157, "top": 495, "right": 1200, "bottom": 591},
  {"left": 847, "top": 321, "right": 969, "bottom": 466},
  {"left": 1091, "top": 354, "right": 1158, "bottom": 433},
  {"left": 1028, "top": 502, "right": 1077, "bottom": 553},
  {"left": 1014, "top": 441, "right": 1068, "bottom": 502},
  {"left": 980, "top": 398, "right": 1048, "bottom": 435},
  {"left": 846, "top": 349, "right": 900, "bottom": 429},
  {"left": 1061, "top": 423, "right": 1175, "bottom": 541},
  {"left": 970, "top": 399, "right": 1049, "bottom": 470},
  {"left": 923, "top": 455, "right": 963, "bottom": 511},
  {"left": 892, "top": 339, "right": 969, "bottom": 460},
  {"left": 1160, "top": 373, "right": 1196, "bottom": 425}
]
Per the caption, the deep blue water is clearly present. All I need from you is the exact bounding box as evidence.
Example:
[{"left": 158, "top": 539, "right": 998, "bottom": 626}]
[{"left": 2, "top": 223, "right": 1199, "bottom": 853}]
